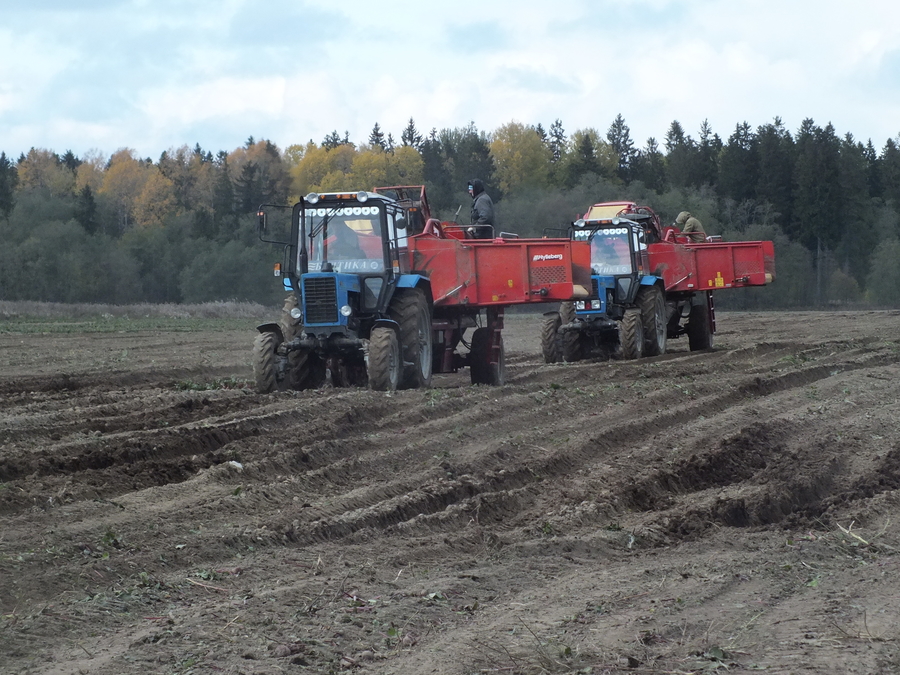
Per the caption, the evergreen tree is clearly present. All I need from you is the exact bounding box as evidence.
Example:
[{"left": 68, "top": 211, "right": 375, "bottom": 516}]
[
  {"left": 837, "top": 133, "right": 877, "bottom": 285},
  {"left": 718, "top": 121, "right": 758, "bottom": 202},
  {"left": 420, "top": 132, "right": 453, "bottom": 213},
  {"left": 881, "top": 138, "right": 900, "bottom": 205},
  {"left": 369, "top": 122, "right": 386, "bottom": 149},
  {"left": 212, "top": 151, "right": 236, "bottom": 235},
  {"left": 74, "top": 184, "right": 98, "bottom": 234},
  {"left": 695, "top": 120, "right": 720, "bottom": 187},
  {"left": 0, "top": 152, "right": 17, "bottom": 221},
  {"left": 567, "top": 133, "right": 600, "bottom": 187},
  {"left": 60, "top": 150, "right": 81, "bottom": 173},
  {"left": 401, "top": 118, "right": 423, "bottom": 149},
  {"left": 548, "top": 119, "right": 566, "bottom": 163},
  {"left": 235, "top": 162, "right": 258, "bottom": 214},
  {"left": 793, "top": 119, "right": 842, "bottom": 253},
  {"left": 632, "top": 138, "right": 666, "bottom": 193},
  {"left": 664, "top": 120, "right": 696, "bottom": 188},
  {"left": 606, "top": 114, "right": 636, "bottom": 183},
  {"left": 755, "top": 118, "right": 795, "bottom": 228},
  {"left": 449, "top": 123, "right": 496, "bottom": 199},
  {"left": 864, "top": 139, "right": 881, "bottom": 199},
  {"left": 323, "top": 130, "right": 343, "bottom": 150}
]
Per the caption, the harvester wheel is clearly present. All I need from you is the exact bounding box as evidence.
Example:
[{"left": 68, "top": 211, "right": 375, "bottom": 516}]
[
  {"left": 688, "top": 295, "right": 714, "bottom": 351},
  {"left": 558, "top": 301, "right": 583, "bottom": 362},
  {"left": 368, "top": 327, "right": 401, "bottom": 391},
  {"left": 470, "top": 327, "right": 505, "bottom": 386},
  {"left": 389, "top": 288, "right": 433, "bottom": 389},
  {"left": 620, "top": 308, "right": 644, "bottom": 360},
  {"left": 637, "top": 285, "right": 667, "bottom": 356},
  {"left": 540, "top": 313, "right": 562, "bottom": 364},
  {"left": 253, "top": 332, "right": 281, "bottom": 393}
]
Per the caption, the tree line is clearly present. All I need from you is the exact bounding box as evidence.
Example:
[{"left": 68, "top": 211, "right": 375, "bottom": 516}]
[{"left": 2, "top": 114, "right": 900, "bottom": 308}]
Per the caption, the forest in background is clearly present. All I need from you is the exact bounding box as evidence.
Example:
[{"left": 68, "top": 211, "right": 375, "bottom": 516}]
[{"left": 2, "top": 114, "right": 900, "bottom": 310}]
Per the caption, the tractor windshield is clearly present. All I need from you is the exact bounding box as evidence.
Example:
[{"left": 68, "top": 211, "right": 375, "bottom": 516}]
[
  {"left": 588, "top": 227, "right": 633, "bottom": 275},
  {"left": 302, "top": 204, "right": 386, "bottom": 273}
]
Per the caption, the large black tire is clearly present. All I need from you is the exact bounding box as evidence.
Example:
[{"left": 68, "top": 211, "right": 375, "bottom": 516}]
[
  {"left": 469, "top": 327, "right": 506, "bottom": 385},
  {"left": 288, "top": 350, "right": 326, "bottom": 390},
  {"left": 368, "top": 327, "right": 401, "bottom": 391},
  {"left": 253, "top": 332, "right": 280, "bottom": 393},
  {"left": 620, "top": 308, "right": 644, "bottom": 360},
  {"left": 389, "top": 289, "right": 433, "bottom": 389},
  {"left": 637, "top": 285, "right": 667, "bottom": 357},
  {"left": 540, "top": 313, "right": 562, "bottom": 364},
  {"left": 279, "top": 293, "right": 300, "bottom": 342},
  {"left": 253, "top": 332, "right": 324, "bottom": 393},
  {"left": 558, "top": 301, "right": 583, "bottom": 362},
  {"left": 688, "top": 295, "right": 714, "bottom": 351}
]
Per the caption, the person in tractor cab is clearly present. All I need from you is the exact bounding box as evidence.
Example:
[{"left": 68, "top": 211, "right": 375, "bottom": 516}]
[
  {"left": 467, "top": 178, "right": 494, "bottom": 239},
  {"left": 327, "top": 219, "right": 365, "bottom": 259},
  {"left": 675, "top": 211, "right": 706, "bottom": 243}
]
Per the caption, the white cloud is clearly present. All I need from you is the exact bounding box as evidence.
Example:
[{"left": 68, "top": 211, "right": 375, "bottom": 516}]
[{"left": 2, "top": 0, "right": 900, "bottom": 158}]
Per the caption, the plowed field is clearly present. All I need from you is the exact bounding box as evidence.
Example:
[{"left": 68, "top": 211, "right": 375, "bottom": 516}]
[{"left": 2, "top": 310, "right": 900, "bottom": 674}]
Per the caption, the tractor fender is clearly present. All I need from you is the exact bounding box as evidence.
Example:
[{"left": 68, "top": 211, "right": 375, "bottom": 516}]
[
  {"left": 396, "top": 273, "right": 430, "bottom": 290},
  {"left": 394, "top": 274, "right": 434, "bottom": 309},
  {"left": 372, "top": 318, "right": 401, "bottom": 339},
  {"left": 255, "top": 322, "right": 284, "bottom": 342},
  {"left": 638, "top": 275, "right": 663, "bottom": 287}
]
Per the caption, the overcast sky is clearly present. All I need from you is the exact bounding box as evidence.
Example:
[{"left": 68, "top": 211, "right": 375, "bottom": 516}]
[{"left": 2, "top": 0, "right": 899, "bottom": 161}]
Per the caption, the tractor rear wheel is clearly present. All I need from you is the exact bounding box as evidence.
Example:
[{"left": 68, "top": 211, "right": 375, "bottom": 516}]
[
  {"left": 253, "top": 332, "right": 280, "bottom": 393},
  {"left": 558, "top": 301, "right": 583, "bottom": 362},
  {"left": 470, "top": 327, "right": 505, "bottom": 385},
  {"left": 368, "top": 327, "right": 401, "bottom": 391},
  {"left": 620, "top": 308, "right": 644, "bottom": 360},
  {"left": 637, "top": 285, "right": 667, "bottom": 356},
  {"left": 688, "top": 295, "right": 714, "bottom": 351},
  {"left": 389, "top": 288, "right": 433, "bottom": 389},
  {"left": 540, "top": 313, "right": 562, "bottom": 363}
]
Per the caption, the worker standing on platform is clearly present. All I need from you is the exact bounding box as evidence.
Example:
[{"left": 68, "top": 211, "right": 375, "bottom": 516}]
[{"left": 468, "top": 179, "right": 494, "bottom": 239}]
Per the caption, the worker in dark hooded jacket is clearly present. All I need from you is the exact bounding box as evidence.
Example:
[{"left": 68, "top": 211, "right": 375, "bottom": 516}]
[{"left": 467, "top": 178, "right": 494, "bottom": 239}]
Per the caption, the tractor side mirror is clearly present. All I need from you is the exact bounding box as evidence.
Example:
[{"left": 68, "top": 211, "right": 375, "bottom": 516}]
[{"left": 257, "top": 210, "right": 267, "bottom": 233}]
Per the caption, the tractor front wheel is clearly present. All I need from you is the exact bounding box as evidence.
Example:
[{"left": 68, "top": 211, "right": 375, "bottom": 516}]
[
  {"left": 368, "top": 327, "right": 401, "bottom": 391},
  {"left": 637, "top": 285, "right": 667, "bottom": 356},
  {"left": 253, "top": 332, "right": 280, "bottom": 393},
  {"left": 558, "top": 301, "right": 583, "bottom": 362},
  {"left": 620, "top": 308, "right": 644, "bottom": 360},
  {"left": 540, "top": 313, "right": 562, "bottom": 364},
  {"left": 390, "top": 288, "right": 433, "bottom": 389}
]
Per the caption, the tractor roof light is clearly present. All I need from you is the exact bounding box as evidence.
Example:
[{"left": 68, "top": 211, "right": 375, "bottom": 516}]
[
  {"left": 574, "top": 219, "right": 586, "bottom": 228},
  {"left": 356, "top": 191, "right": 369, "bottom": 203},
  {"left": 305, "top": 192, "right": 320, "bottom": 204}
]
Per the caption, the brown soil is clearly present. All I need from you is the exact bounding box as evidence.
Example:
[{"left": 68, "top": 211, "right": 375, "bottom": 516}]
[{"left": 2, "top": 310, "right": 900, "bottom": 674}]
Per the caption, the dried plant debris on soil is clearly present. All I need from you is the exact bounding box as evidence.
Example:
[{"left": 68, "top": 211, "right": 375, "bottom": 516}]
[{"left": 2, "top": 310, "right": 900, "bottom": 674}]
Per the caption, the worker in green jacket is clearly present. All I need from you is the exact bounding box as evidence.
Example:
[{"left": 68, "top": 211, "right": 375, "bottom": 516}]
[{"left": 675, "top": 211, "right": 706, "bottom": 243}]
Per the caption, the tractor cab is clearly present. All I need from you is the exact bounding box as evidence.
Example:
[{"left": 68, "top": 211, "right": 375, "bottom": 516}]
[
  {"left": 290, "top": 190, "right": 414, "bottom": 338},
  {"left": 570, "top": 216, "right": 651, "bottom": 317}
]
